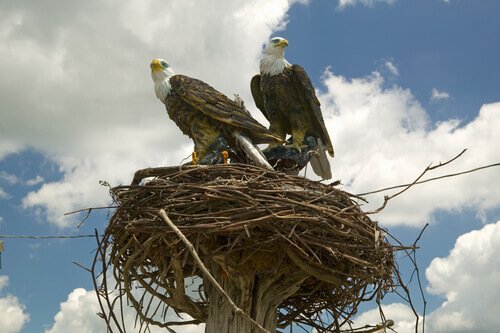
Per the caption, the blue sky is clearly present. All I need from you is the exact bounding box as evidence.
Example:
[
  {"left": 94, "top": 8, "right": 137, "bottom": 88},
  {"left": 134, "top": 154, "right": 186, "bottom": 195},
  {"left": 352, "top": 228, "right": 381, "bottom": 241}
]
[{"left": 1, "top": 0, "right": 499, "bottom": 332}]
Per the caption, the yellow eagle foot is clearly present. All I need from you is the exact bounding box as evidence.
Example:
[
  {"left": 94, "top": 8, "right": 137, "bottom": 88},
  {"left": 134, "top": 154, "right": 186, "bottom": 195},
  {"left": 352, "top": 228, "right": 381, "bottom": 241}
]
[
  {"left": 284, "top": 143, "right": 308, "bottom": 153},
  {"left": 221, "top": 150, "right": 229, "bottom": 164},
  {"left": 192, "top": 151, "right": 199, "bottom": 165},
  {"left": 263, "top": 143, "right": 283, "bottom": 153}
]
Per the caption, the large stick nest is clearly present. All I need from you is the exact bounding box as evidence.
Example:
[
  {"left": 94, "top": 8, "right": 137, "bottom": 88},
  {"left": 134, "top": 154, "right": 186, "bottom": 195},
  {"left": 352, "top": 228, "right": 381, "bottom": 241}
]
[{"left": 95, "top": 164, "right": 397, "bottom": 332}]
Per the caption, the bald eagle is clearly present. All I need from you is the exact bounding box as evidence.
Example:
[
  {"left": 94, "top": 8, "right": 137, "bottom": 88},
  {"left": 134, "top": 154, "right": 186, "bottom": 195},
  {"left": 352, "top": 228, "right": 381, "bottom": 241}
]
[
  {"left": 250, "top": 37, "right": 334, "bottom": 179},
  {"left": 150, "top": 59, "right": 281, "bottom": 168}
]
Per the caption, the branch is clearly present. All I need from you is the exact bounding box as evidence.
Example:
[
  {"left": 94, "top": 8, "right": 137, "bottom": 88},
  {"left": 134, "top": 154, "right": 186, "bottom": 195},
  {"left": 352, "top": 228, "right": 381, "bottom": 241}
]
[
  {"left": 64, "top": 206, "right": 117, "bottom": 228},
  {"left": 358, "top": 155, "right": 500, "bottom": 197},
  {"left": 365, "top": 149, "right": 468, "bottom": 214},
  {"left": 158, "top": 209, "right": 272, "bottom": 333}
]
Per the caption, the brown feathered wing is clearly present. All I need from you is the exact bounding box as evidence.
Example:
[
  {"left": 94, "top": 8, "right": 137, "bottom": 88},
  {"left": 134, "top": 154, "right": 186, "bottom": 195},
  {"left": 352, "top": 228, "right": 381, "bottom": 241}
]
[{"left": 170, "top": 75, "right": 280, "bottom": 144}]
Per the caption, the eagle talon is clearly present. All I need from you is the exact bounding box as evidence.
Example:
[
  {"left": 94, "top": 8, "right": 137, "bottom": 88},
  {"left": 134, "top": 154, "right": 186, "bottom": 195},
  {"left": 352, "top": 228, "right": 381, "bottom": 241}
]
[
  {"left": 263, "top": 143, "right": 283, "bottom": 152},
  {"left": 221, "top": 150, "right": 229, "bottom": 164},
  {"left": 192, "top": 151, "right": 199, "bottom": 165},
  {"left": 284, "top": 143, "right": 308, "bottom": 153}
]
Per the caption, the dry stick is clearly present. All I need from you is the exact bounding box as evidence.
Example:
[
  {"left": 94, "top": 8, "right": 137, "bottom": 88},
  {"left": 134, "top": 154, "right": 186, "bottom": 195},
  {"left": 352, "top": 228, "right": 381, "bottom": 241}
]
[
  {"left": 64, "top": 206, "right": 117, "bottom": 216},
  {"left": 365, "top": 149, "right": 467, "bottom": 214},
  {"left": 64, "top": 206, "right": 117, "bottom": 228},
  {"left": 91, "top": 231, "right": 124, "bottom": 333},
  {"left": 339, "top": 320, "right": 394, "bottom": 333},
  {"left": 412, "top": 223, "right": 429, "bottom": 331},
  {"left": 385, "top": 223, "right": 429, "bottom": 333},
  {"left": 158, "top": 209, "right": 272, "bottom": 333},
  {"left": 358, "top": 150, "right": 500, "bottom": 197}
]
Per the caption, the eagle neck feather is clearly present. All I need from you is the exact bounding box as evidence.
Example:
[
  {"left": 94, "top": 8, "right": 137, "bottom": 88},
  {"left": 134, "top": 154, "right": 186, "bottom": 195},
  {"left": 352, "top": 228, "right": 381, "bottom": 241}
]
[
  {"left": 154, "top": 78, "right": 172, "bottom": 103},
  {"left": 260, "top": 54, "right": 290, "bottom": 76}
]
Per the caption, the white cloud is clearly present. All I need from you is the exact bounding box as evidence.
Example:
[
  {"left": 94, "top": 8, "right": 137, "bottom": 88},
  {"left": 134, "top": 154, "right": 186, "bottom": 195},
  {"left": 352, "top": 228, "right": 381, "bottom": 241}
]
[
  {"left": 2, "top": 0, "right": 498, "bottom": 231},
  {"left": 425, "top": 220, "right": 500, "bottom": 332},
  {"left": 0, "top": 275, "right": 8, "bottom": 291},
  {"left": 45, "top": 287, "right": 204, "bottom": 333},
  {"left": 354, "top": 219, "right": 500, "bottom": 333},
  {"left": 45, "top": 288, "right": 113, "bottom": 333},
  {"left": 0, "top": 171, "right": 18, "bottom": 185},
  {"left": 384, "top": 60, "right": 399, "bottom": 76},
  {"left": 0, "top": 0, "right": 300, "bottom": 227},
  {"left": 338, "top": 0, "right": 396, "bottom": 10},
  {"left": 0, "top": 275, "right": 30, "bottom": 333},
  {"left": 26, "top": 175, "right": 44, "bottom": 186},
  {"left": 0, "top": 296, "right": 29, "bottom": 333},
  {"left": 319, "top": 69, "right": 500, "bottom": 226},
  {"left": 431, "top": 88, "right": 450, "bottom": 101},
  {"left": 0, "top": 187, "right": 9, "bottom": 199},
  {"left": 45, "top": 222, "right": 500, "bottom": 333}
]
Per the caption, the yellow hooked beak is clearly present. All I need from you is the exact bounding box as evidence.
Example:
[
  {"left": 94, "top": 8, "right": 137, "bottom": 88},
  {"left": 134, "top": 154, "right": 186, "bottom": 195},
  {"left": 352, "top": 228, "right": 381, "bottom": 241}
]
[
  {"left": 150, "top": 59, "right": 163, "bottom": 72},
  {"left": 276, "top": 39, "right": 289, "bottom": 48}
]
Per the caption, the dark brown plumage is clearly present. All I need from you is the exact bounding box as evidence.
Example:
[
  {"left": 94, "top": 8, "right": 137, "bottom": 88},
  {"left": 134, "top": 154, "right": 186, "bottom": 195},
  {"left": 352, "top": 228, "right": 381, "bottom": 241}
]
[
  {"left": 251, "top": 63, "right": 334, "bottom": 179},
  {"left": 165, "top": 74, "right": 282, "bottom": 159},
  {"left": 251, "top": 65, "right": 334, "bottom": 157}
]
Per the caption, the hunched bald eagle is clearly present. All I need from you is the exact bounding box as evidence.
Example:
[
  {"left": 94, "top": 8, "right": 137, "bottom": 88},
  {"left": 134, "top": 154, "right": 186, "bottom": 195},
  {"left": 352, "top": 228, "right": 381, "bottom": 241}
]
[
  {"left": 250, "top": 37, "right": 334, "bottom": 179},
  {"left": 150, "top": 59, "right": 281, "bottom": 167}
]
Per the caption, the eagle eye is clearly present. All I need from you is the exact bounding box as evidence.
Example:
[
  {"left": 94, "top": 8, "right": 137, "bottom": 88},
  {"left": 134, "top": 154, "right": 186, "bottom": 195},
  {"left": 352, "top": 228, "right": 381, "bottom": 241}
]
[
  {"left": 271, "top": 38, "right": 280, "bottom": 44},
  {"left": 160, "top": 61, "right": 169, "bottom": 68}
]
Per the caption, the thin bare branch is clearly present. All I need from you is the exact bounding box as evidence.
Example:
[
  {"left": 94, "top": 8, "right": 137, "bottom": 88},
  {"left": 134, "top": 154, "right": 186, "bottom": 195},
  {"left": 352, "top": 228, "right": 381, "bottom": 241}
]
[{"left": 365, "top": 149, "right": 468, "bottom": 214}]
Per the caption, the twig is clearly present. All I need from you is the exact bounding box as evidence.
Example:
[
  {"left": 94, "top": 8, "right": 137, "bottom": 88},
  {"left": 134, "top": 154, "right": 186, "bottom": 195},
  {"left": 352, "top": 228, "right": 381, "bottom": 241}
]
[
  {"left": 385, "top": 223, "right": 429, "bottom": 333},
  {"left": 64, "top": 206, "right": 117, "bottom": 216},
  {"left": 358, "top": 154, "right": 500, "bottom": 197},
  {"left": 158, "top": 209, "right": 272, "bottom": 333},
  {"left": 412, "top": 223, "right": 428, "bottom": 333},
  {"left": 73, "top": 261, "right": 92, "bottom": 273},
  {"left": 365, "top": 149, "right": 467, "bottom": 214},
  {"left": 91, "top": 230, "right": 123, "bottom": 333},
  {"left": 0, "top": 234, "right": 98, "bottom": 239},
  {"left": 64, "top": 206, "right": 117, "bottom": 228}
]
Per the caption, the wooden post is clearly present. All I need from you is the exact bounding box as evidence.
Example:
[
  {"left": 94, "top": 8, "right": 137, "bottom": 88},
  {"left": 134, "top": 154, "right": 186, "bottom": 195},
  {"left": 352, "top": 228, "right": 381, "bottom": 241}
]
[{"left": 159, "top": 209, "right": 307, "bottom": 333}]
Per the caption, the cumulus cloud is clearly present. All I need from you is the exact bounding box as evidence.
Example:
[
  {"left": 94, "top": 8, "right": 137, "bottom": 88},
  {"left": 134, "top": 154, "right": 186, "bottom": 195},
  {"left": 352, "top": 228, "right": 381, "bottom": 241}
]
[
  {"left": 0, "top": 275, "right": 30, "bottom": 333},
  {"left": 318, "top": 69, "right": 500, "bottom": 226},
  {"left": 46, "top": 222, "right": 500, "bottom": 333},
  {"left": 2, "top": 0, "right": 498, "bottom": 231},
  {"left": 431, "top": 88, "right": 450, "bottom": 101},
  {"left": 0, "top": 0, "right": 301, "bottom": 227},
  {"left": 354, "top": 220, "right": 500, "bottom": 332},
  {"left": 425, "top": 220, "right": 500, "bottom": 332},
  {"left": 45, "top": 287, "right": 204, "bottom": 333},
  {"left": 338, "top": 0, "right": 396, "bottom": 10}
]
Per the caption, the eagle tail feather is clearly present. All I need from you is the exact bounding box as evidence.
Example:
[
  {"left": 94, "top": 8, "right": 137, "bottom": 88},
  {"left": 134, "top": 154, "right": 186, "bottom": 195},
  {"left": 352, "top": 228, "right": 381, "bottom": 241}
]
[
  {"left": 233, "top": 132, "right": 274, "bottom": 170},
  {"left": 309, "top": 138, "right": 332, "bottom": 180}
]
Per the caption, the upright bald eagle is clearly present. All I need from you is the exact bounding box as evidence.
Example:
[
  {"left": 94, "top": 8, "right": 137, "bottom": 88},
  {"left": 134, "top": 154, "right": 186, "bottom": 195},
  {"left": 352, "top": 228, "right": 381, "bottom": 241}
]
[
  {"left": 250, "top": 37, "right": 334, "bottom": 179},
  {"left": 150, "top": 59, "right": 281, "bottom": 168}
]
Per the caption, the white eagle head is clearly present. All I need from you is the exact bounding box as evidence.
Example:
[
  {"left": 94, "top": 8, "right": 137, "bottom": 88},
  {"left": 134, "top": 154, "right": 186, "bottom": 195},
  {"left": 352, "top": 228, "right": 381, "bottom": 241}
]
[
  {"left": 260, "top": 37, "right": 290, "bottom": 76},
  {"left": 263, "top": 37, "right": 289, "bottom": 56},
  {"left": 150, "top": 58, "right": 175, "bottom": 103}
]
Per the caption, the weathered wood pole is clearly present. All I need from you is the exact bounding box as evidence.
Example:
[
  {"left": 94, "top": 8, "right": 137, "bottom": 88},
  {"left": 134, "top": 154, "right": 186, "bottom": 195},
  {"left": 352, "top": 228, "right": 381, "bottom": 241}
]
[
  {"left": 160, "top": 209, "right": 307, "bottom": 333},
  {"left": 204, "top": 260, "right": 307, "bottom": 333}
]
